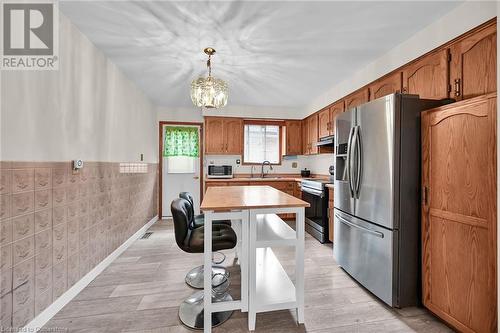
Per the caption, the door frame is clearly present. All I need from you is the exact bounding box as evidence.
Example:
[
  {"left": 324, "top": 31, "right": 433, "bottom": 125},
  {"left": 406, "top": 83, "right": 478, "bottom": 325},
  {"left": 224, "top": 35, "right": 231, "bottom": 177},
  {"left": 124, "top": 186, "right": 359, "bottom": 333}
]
[{"left": 158, "top": 121, "right": 204, "bottom": 218}]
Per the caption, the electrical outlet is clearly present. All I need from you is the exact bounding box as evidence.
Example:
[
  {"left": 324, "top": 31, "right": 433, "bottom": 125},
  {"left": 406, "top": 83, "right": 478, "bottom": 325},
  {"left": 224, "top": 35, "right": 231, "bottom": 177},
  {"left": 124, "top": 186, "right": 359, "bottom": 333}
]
[{"left": 292, "top": 162, "right": 298, "bottom": 168}]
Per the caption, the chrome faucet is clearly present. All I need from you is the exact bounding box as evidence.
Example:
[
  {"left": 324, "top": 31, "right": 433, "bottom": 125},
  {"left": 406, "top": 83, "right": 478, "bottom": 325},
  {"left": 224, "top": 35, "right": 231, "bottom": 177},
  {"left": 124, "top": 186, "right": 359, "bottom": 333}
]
[{"left": 261, "top": 160, "right": 273, "bottom": 178}]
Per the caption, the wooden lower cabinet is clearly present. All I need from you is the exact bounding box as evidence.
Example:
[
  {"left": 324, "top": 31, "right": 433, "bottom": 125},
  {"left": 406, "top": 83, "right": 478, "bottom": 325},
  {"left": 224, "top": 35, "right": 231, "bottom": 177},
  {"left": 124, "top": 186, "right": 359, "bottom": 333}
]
[
  {"left": 421, "top": 93, "right": 497, "bottom": 333},
  {"left": 328, "top": 188, "right": 334, "bottom": 242}
]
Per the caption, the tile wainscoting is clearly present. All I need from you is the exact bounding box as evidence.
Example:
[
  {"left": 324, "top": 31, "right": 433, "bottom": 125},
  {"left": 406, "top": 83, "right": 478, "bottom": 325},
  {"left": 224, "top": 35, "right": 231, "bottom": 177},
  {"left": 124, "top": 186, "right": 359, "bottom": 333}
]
[{"left": 0, "top": 161, "right": 158, "bottom": 328}]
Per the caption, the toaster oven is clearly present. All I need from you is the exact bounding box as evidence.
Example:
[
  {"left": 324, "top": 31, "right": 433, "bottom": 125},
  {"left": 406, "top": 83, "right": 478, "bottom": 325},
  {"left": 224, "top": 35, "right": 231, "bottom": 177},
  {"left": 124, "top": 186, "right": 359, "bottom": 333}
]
[{"left": 207, "top": 165, "right": 233, "bottom": 179}]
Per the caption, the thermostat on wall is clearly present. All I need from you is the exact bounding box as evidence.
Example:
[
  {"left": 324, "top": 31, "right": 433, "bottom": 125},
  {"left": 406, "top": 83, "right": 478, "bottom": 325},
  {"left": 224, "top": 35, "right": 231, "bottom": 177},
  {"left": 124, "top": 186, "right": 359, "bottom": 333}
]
[{"left": 73, "top": 159, "right": 84, "bottom": 170}]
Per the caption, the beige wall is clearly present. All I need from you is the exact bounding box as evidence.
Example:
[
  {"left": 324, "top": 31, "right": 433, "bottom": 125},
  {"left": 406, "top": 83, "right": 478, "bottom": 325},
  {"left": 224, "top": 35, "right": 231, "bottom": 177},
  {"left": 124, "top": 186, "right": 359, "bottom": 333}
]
[{"left": 1, "top": 14, "right": 157, "bottom": 163}]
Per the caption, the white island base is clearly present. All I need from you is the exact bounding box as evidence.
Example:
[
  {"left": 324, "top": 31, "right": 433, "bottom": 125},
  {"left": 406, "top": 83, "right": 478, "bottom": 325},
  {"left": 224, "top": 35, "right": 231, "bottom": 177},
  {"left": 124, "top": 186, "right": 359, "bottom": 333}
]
[{"left": 201, "top": 186, "right": 308, "bottom": 332}]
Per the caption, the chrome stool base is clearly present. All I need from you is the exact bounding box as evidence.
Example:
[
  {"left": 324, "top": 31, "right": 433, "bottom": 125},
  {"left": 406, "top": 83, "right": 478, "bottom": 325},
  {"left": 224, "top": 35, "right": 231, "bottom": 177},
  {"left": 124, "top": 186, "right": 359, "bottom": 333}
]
[
  {"left": 178, "top": 291, "right": 233, "bottom": 329},
  {"left": 185, "top": 265, "right": 229, "bottom": 289}
]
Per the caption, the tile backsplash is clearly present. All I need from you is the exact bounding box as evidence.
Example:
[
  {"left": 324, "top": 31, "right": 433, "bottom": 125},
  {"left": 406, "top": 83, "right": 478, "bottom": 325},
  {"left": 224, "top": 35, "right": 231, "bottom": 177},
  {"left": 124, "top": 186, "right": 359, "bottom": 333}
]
[
  {"left": 204, "top": 154, "right": 334, "bottom": 176},
  {"left": 0, "top": 161, "right": 158, "bottom": 328}
]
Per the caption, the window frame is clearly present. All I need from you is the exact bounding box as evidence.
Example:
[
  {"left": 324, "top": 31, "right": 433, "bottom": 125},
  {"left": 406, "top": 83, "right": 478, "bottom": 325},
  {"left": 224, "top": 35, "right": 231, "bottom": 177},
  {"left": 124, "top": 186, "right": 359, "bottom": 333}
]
[{"left": 242, "top": 120, "right": 283, "bottom": 166}]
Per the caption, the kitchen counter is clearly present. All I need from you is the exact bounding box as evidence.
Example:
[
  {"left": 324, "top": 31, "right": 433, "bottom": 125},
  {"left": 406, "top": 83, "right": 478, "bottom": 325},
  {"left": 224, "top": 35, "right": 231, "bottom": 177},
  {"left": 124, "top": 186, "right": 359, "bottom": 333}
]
[{"left": 205, "top": 175, "right": 330, "bottom": 182}]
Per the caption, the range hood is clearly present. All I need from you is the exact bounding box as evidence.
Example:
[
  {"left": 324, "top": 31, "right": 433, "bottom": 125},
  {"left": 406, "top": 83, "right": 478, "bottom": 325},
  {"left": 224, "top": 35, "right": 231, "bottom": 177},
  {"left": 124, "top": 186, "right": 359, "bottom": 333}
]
[{"left": 316, "top": 135, "right": 334, "bottom": 146}]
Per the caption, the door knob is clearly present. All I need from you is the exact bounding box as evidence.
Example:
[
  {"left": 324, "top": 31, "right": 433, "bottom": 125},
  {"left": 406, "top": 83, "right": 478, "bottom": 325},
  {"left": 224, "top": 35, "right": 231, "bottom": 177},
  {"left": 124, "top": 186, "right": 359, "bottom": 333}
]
[{"left": 193, "top": 176, "right": 200, "bottom": 179}]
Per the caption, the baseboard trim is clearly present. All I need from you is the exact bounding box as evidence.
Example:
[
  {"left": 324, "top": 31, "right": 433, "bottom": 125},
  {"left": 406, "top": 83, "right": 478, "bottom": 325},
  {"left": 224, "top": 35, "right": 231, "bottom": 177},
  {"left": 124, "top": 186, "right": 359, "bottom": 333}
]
[{"left": 23, "top": 215, "right": 159, "bottom": 331}]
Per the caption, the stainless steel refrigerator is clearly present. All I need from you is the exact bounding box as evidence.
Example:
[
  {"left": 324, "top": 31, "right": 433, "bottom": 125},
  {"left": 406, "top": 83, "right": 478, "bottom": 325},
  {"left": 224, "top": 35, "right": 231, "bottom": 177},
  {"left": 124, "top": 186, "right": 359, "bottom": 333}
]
[{"left": 333, "top": 93, "right": 446, "bottom": 307}]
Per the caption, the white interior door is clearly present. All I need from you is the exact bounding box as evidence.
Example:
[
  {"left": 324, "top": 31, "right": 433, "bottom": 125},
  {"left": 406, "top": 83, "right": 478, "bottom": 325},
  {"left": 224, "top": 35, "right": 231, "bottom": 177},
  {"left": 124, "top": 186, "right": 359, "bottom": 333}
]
[{"left": 161, "top": 124, "right": 201, "bottom": 218}]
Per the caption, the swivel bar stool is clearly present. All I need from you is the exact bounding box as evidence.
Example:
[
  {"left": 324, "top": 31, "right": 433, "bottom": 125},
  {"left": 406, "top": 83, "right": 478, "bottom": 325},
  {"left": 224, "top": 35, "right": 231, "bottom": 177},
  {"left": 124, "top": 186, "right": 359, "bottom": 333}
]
[
  {"left": 179, "top": 192, "right": 231, "bottom": 289},
  {"left": 171, "top": 198, "right": 237, "bottom": 329},
  {"left": 179, "top": 192, "right": 231, "bottom": 229}
]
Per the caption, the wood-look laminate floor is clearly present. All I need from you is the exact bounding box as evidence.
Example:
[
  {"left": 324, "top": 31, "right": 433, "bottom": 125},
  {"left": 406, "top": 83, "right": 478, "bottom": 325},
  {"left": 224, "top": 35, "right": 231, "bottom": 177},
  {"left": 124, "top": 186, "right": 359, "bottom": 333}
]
[{"left": 42, "top": 219, "right": 453, "bottom": 333}]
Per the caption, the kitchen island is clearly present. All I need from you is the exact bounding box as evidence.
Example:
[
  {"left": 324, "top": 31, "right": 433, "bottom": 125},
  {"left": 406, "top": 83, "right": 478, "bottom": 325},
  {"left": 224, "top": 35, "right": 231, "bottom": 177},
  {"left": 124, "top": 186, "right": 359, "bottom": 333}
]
[{"left": 200, "top": 185, "right": 309, "bottom": 332}]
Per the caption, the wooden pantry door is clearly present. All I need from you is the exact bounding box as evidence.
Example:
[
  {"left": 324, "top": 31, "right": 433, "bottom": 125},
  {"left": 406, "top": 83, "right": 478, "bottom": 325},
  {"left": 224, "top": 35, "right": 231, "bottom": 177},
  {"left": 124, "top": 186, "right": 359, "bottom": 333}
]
[{"left": 421, "top": 93, "right": 497, "bottom": 333}]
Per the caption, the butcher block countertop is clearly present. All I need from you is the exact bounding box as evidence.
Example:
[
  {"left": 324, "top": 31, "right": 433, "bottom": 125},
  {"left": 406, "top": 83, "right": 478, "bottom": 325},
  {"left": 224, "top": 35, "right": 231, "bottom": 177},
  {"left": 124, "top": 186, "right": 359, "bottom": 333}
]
[{"left": 201, "top": 185, "right": 310, "bottom": 211}]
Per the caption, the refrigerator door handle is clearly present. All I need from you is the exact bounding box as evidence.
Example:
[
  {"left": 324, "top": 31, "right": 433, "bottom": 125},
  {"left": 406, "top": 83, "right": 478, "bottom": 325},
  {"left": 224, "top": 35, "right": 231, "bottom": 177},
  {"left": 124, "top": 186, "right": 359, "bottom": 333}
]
[
  {"left": 354, "top": 125, "right": 362, "bottom": 198},
  {"left": 335, "top": 213, "right": 384, "bottom": 238},
  {"left": 346, "top": 126, "right": 355, "bottom": 197},
  {"left": 350, "top": 125, "right": 359, "bottom": 198}
]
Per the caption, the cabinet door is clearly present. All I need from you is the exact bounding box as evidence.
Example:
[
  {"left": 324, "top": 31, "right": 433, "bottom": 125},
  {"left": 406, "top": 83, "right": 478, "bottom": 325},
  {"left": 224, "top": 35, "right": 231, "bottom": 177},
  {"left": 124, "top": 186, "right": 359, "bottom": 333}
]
[
  {"left": 259, "top": 181, "right": 288, "bottom": 191},
  {"left": 285, "top": 120, "right": 302, "bottom": 155},
  {"left": 205, "top": 117, "right": 225, "bottom": 154},
  {"left": 421, "top": 94, "right": 497, "bottom": 333},
  {"left": 224, "top": 118, "right": 243, "bottom": 154},
  {"left": 450, "top": 23, "right": 496, "bottom": 100},
  {"left": 329, "top": 100, "right": 344, "bottom": 136},
  {"left": 369, "top": 72, "right": 402, "bottom": 100},
  {"left": 403, "top": 49, "right": 449, "bottom": 100},
  {"left": 345, "top": 88, "right": 369, "bottom": 111},
  {"left": 294, "top": 182, "right": 301, "bottom": 198},
  {"left": 302, "top": 118, "right": 309, "bottom": 155},
  {"left": 328, "top": 188, "right": 334, "bottom": 242},
  {"left": 308, "top": 114, "right": 319, "bottom": 155},
  {"left": 317, "top": 108, "right": 331, "bottom": 139}
]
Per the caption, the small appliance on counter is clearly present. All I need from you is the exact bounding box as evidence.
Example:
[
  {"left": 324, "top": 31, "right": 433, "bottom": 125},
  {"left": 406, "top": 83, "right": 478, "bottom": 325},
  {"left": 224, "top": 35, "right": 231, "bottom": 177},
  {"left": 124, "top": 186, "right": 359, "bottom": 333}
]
[
  {"left": 207, "top": 165, "right": 233, "bottom": 179},
  {"left": 300, "top": 168, "right": 311, "bottom": 177}
]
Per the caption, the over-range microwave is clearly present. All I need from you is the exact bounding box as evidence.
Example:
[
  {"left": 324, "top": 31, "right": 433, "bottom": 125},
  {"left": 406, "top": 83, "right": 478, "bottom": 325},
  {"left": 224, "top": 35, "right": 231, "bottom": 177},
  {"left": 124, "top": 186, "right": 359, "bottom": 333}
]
[{"left": 207, "top": 165, "right": 233, "bottom": 179}]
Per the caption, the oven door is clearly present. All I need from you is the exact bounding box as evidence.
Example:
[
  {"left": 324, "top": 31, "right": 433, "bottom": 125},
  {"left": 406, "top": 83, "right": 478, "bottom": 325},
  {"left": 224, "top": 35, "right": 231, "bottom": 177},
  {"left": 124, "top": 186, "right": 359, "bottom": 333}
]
[{"left": 301, "top": 186, "right": 328, "bottom": 243}]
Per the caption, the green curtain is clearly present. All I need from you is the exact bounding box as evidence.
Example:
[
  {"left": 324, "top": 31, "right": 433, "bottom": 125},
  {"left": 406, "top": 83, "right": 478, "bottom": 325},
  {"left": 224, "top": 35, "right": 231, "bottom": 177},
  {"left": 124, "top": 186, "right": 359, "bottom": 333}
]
[{"left": 164, "top": 126, "right": 199, "bottom": 157}]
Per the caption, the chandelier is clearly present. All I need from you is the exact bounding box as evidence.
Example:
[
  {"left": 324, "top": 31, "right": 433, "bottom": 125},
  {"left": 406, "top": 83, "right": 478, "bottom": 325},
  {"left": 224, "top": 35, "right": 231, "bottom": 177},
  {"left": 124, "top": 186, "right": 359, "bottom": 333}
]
[{"left": 190, "top": 47, "right": 228, "bottom": 109}]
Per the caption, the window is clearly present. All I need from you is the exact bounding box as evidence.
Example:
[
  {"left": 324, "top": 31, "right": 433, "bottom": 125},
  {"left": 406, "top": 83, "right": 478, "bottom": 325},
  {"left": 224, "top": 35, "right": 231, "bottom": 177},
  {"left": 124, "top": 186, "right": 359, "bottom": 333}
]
[
  {"left": 167, "top": 156, "right": 195, "bottom": 174},
  {"left": 243, "top": 122, "right": 281, "bottom": 164},
  {"left": 163, "top": 126, "right": 199, "bottom": 174}
]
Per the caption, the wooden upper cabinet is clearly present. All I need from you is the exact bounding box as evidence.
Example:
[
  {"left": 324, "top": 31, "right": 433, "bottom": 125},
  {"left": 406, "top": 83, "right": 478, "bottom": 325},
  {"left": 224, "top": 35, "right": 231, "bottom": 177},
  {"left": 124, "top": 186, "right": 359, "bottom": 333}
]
[
  {"left": 317, "top": 108, "right": 331, "bottom": 139},
  {"left": 402, "top": 49, "right": 449, "bottom": 100},
  {"left": 329, "top": 100, "right": 344, "bottom": 136},
  {"left": 224, "top": 118, "right": 243, "bottom": 154},
  {"left": 285, "top": 120, "right": 302, "bottom": 155},
  {"left": 205, "top": 117, "right": 225, "bottom": 154},
  {"left": 450, "top": 22, "right": 496, "bottom": 101},
  {"left": 421, "top": 93, "right": 497, "bottom": 333},
  {"left": 308, "top": 114, "right": 319, "bottom": 155},
  {"left": 205, "top": 117, "right": 242, "bottom": 155},
  {"left": 302, "top": 118, "right": 309, "bottom": 155},
  {"left": 369, "top": 72, "right": 403, "bottom": 101},
  {"left": 345, "top": 88, "right": 369, "bottom": 111}
]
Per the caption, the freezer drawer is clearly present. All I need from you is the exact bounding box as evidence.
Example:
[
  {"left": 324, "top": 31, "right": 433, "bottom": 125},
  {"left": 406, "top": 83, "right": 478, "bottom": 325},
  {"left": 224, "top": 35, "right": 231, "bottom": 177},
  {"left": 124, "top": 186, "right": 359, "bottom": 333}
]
[{"left": 333, "top": 209, "right": 397, "bottom": 306}]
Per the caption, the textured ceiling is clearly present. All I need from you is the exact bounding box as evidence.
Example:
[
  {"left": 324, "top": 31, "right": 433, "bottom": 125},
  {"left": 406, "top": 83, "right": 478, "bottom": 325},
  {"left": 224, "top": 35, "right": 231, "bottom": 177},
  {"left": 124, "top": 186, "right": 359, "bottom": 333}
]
[{"left": 59, "top": 1, "right": 461, "bottom": 108}]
